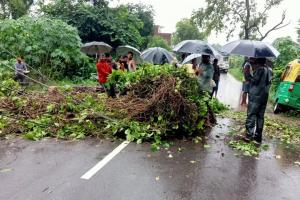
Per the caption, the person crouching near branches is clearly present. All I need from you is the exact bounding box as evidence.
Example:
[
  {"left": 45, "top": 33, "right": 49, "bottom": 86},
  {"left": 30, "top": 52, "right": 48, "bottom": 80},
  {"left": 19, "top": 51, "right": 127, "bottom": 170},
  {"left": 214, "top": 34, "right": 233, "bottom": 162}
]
[{"left": 96, "top": 53, "right": 115, "bottom": 98}]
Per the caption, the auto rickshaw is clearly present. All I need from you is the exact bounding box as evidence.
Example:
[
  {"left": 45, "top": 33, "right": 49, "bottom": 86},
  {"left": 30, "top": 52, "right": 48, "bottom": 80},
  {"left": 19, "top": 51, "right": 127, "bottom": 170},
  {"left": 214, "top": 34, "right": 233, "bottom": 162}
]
[{"left": 273, "top": 59, "right": 300, "bottom": 113}]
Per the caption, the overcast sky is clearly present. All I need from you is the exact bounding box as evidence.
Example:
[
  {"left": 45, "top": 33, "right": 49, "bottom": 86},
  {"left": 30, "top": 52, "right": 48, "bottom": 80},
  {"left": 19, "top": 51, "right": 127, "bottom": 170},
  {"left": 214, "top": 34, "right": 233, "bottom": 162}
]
[{"left": 111, "top": 0, "right": 299, "bottom": 44}]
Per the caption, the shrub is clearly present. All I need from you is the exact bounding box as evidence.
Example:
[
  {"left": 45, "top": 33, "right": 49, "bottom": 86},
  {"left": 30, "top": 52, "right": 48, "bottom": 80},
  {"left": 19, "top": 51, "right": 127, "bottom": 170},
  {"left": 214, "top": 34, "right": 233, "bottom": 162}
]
[{"left": 0, "top": 17, "right": 93, "bottom": 80}]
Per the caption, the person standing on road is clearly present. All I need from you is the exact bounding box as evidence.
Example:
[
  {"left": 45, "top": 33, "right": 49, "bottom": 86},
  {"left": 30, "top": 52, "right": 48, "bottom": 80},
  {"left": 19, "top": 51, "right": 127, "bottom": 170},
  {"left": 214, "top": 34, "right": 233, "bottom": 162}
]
[
  {"left": 240, "top": 58, "right": 253, "bottom": 106},
  {"left": 211, "top": 58, "right": 221, "bottom": 98},
  {"left": 197, "top": 55, "right": 214, "bottom": 92},
  {"left": 245, "top": 57, "right": 272, "bottom": 143},
  {"left": 14, "top": 57, "right": 28, "bottom": 85}
]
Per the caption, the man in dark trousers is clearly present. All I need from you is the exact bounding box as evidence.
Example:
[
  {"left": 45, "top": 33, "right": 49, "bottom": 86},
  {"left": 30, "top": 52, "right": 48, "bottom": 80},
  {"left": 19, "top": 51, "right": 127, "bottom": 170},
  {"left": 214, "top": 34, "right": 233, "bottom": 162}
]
[
  {"left": 14, "top": 57, "right": 28, "bottom": 85},
  {"left": 211, "top": 59, "right": 220, "bottom": 98},
  {"left": 245, "top": 57, "right": 272, "bottom": 143}
]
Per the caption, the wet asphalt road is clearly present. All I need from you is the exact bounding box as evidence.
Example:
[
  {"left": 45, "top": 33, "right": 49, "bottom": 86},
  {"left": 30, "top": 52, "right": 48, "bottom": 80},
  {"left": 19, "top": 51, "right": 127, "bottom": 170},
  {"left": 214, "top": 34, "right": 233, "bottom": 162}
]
[
  {"left": 1, "top": 74, "right": 300, "bottom": 200},
  {"left": 216, "top": 73, "right": 242, "bottom": 110}
]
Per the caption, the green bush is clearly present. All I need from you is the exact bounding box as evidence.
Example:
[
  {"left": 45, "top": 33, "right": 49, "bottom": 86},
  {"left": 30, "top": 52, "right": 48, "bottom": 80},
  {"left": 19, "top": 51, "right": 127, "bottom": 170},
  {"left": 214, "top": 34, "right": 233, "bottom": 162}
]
[
  {"left": 0, "top": 17, "right": 93, "bottom": 79},
  {"left": 147, "top": 36, "right": 171, "bottom": 50},
  {"left": 0, "top": 60, "right": 20, "bottom": 96}
]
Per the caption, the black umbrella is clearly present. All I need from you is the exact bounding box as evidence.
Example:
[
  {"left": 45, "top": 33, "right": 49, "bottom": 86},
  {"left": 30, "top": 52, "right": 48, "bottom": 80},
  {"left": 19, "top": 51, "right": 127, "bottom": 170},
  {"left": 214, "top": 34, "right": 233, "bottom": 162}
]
[
  {"left": 141, "top": 47, "right": 174, "bottom": 65},
  {"left": 173, "top": 40, "right": 220, "bottom": 57},
  {"left": 220, "top": 40, "right": 280, "bottom": 58}
]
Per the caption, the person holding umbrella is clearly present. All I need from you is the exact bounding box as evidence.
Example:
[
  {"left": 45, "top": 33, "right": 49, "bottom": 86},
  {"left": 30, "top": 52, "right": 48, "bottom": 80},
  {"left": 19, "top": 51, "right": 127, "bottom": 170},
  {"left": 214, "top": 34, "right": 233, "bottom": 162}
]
[
  {"left": 245, "top": 57, "right": 272, "bottom": 143},
  {"left": 221, "top": 39, "right": 279, "bottom": 143}
]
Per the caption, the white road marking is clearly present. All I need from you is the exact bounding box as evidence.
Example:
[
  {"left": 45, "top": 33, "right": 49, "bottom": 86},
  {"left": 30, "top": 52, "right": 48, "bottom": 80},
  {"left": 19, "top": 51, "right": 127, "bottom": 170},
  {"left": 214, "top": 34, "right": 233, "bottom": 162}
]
[{"left": 80, "top": 141, "right": 130, "bottom": 180}]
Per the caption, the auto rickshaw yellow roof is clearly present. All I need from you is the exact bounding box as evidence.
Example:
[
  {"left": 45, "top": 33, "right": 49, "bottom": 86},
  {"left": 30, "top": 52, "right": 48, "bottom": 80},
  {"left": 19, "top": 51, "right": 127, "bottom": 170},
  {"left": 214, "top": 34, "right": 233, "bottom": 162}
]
[{"left": 284, "top": 59, "right": 300, "bottom": 82}]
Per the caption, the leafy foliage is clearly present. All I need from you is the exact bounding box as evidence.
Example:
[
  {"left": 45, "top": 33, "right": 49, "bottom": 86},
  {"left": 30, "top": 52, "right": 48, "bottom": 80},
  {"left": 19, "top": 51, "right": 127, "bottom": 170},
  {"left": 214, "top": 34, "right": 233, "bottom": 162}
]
[
  {"left": 0, "top": 0, "right": 34, "bottom": 19},
  {"left": 222, "top": 110, "right": 300, "bottom": 145},
  {"left": 147, "top": 36, "right": 171, "bottom": 50},
  {"left": 229, "top": 140, "right": 269, "bottom": 156},
  {"left": 0, "top": 60, "right": 20, "bottom": 96},
  {"left": 0, "top": 63, "right": 227, "bottom": 151},
  {"left": 127, "top": 3, "right": 155, "bottom": 49},
  {"left": 209, "top": 98, "right": 229, "bottom": 114},
  {"left": 0, "top": 87, "right": 108, "bottom": 140},
  {"left": 106, "top": 64, "right": 225, "bottom": 149},
  {"left": 39, "top": 0, "right": 144, "bottom": 48},
  {"left": 172, "top": 18, "right": 205, "bottom": 45},
  {"left": 0, "top": 17, "right": 93, "bottom": 79},
  {"left": 297, "top": 19, "right": 300, "bottom": 43},
  {"left": 192, "top": 0, "right": 287, "bottom": 40},
  {"left": 271, "top": 37, "right": 300, "bottom": 92}
]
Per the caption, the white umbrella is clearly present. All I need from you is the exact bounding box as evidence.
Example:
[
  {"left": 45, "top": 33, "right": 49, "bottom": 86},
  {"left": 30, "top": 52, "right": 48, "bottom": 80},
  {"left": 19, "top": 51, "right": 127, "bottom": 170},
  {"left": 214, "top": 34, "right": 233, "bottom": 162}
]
[
  {"left": 182, "top": 54, "right": 202, "bottom": 65},
  {"left": 116, "top": 45, "right": 141, "bottom": 63},
  {"left": 116, "top": 45, "right": 141, "bottom": 56}
]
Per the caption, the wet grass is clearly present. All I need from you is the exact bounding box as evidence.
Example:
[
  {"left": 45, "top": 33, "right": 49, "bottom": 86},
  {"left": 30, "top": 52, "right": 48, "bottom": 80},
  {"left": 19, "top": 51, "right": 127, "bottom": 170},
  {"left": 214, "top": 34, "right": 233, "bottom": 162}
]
[
  {"left": 219, "top": 110, "right": 300, "bottom": 146},
  {"left": 229, "top": 67, "right": 243, "bottom": 82}
]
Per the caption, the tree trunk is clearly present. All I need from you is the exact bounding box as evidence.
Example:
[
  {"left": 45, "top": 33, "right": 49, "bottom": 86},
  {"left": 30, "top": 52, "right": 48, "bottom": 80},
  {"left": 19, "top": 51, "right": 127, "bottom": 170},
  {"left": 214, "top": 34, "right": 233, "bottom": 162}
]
[{"left": 244, "top": 0, "right": 250, "bottom": 39}]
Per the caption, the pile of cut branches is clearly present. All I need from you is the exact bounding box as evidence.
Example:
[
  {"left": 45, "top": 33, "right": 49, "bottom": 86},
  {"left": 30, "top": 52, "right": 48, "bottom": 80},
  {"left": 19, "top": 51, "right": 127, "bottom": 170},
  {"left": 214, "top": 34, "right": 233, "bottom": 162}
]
[
  {"left": 106, "top": 64, "right": 224, "bottom": 147},
  {"left": 0, "top": 63, "right": 227, "bottom": 150}
]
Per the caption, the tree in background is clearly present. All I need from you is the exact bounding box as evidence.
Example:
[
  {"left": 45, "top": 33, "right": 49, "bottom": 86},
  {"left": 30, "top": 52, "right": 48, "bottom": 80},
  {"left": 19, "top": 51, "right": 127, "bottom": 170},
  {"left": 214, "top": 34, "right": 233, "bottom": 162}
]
[
  {"left": 127, "top": 3, "right": 155, "bottom": 49},
  {"left": 192, "top": 0, "right": 289, "bottom": 40},
  {"left": 271, "top": 36, "right": 300, "bottom": 90},
  {"left": 0, "top": 0, "right": 34, "bottom": 19},
  {"left": 147, "top": 36, "right": 171, "bottom": 50},
  {"left": 172, "top": 18, "right": 205, "bottom": 45},
  {"left": 0, "top": 17, "right": 92, "bottom": 79},
  {"left": 297, "top": 19, "right": 300, "bottom": 43},
  {"left": 88, "top": 0, "right": 109, "bottom": 7},
  {"left": 273, "top": 37, "right": 300, "bottom": 67},
  {"left": 39, "top": 0, "right": 143, "bottom": 48}
]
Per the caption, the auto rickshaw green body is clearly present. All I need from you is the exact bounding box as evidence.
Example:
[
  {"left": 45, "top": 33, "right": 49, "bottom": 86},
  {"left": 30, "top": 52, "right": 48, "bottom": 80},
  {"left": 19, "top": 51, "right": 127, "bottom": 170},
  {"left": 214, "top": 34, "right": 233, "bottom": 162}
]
[{"left": 274, "top": 59, "right": 300, "bottom": 113}]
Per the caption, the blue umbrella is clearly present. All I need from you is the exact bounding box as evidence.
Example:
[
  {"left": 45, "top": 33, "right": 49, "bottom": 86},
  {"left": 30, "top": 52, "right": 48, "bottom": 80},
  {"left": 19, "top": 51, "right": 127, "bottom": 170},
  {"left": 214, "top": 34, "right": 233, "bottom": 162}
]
[
  {"left": 221, "top": 40, "right": 280, "bottom": 58},
  {"left": 141, "top": 47, "right": 174, "bottom": 65},
  {"left": 173, "top": 40, "right": 220, "bottom": 57}
]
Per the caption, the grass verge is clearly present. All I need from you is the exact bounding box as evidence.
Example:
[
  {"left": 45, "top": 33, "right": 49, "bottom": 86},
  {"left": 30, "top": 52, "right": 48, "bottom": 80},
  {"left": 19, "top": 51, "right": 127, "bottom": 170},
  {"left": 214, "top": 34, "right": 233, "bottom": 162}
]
[{"left": 229, "top": 67, "right": 243, "bottom": 82}]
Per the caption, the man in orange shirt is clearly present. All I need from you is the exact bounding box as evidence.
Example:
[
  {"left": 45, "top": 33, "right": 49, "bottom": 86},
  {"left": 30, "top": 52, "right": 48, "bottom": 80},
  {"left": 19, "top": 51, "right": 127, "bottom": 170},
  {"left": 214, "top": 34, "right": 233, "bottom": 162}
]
[{"left": 96, "top": 53, "right": 115, "bottom": 97}]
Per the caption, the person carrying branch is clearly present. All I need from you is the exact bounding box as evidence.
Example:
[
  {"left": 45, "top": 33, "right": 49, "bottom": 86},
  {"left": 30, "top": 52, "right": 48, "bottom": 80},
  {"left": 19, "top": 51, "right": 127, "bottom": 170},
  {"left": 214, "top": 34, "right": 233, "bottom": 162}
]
[{"left": 14, "top": 57, "right": 28, "bottom": 85}]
